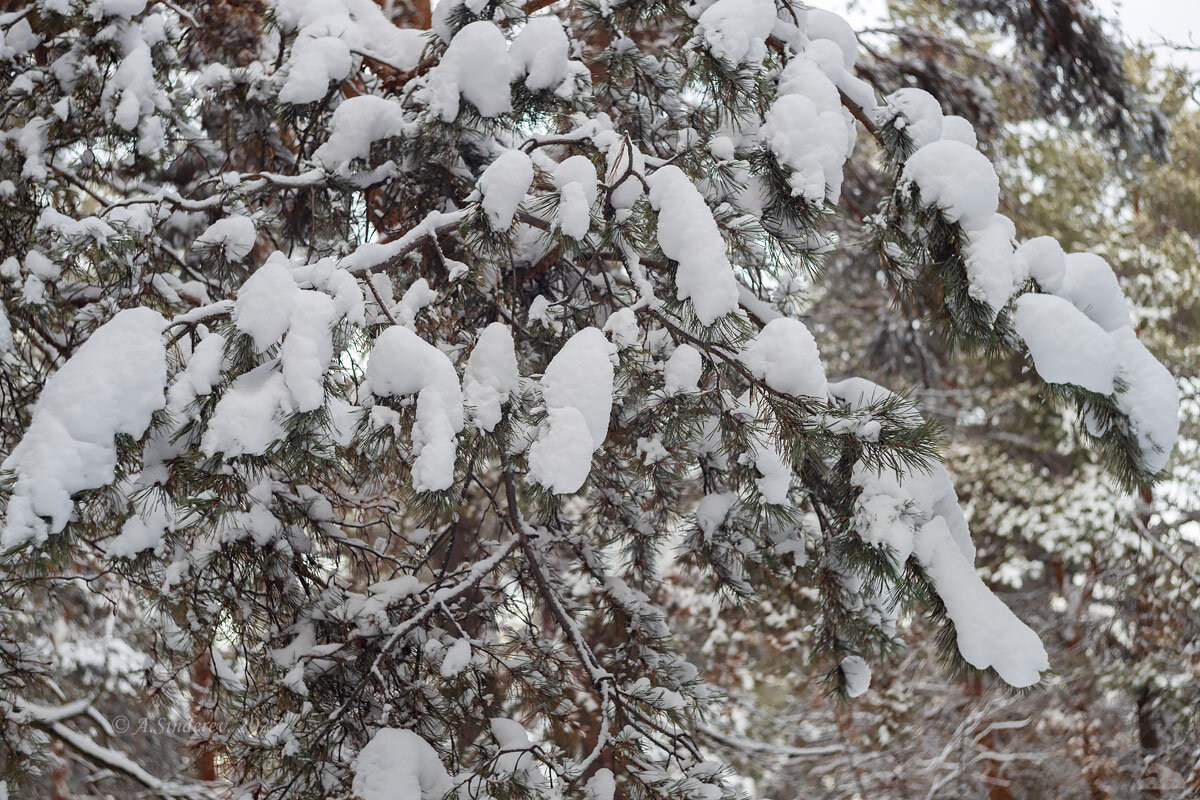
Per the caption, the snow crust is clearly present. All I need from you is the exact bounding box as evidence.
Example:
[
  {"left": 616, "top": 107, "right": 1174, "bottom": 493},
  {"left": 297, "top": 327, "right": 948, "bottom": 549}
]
[
  {"left": 2, "top": 308, "right": 167, "bottom": 546},
  {"left": 529, "top": 328, "right": 614, "bottom": 494},
  {"left": 645, "top": 165, "right": 739, "bottom": 326},
  {"left": 352, "top": 728, "right": 451, "bottom": 800},
  {"left": 367, "top": 327, "right": 465, "bottom": 492}
]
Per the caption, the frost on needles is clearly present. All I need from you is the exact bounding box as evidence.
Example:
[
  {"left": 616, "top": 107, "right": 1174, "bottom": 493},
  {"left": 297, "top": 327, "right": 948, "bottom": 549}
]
[{"left": 0, "top": 0, "right": 1181, "bottom": 798}]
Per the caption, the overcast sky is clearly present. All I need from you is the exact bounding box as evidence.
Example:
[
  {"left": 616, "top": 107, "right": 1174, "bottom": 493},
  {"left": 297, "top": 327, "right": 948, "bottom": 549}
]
[{"left": 830, "top": 0, "right": 1200, "bottom": 72}]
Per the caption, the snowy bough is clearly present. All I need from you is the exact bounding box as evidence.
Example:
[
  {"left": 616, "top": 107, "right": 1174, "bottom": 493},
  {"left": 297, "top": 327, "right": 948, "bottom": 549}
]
[{"left": 0, "top": 0, "right": 1179, "bottom": 798}]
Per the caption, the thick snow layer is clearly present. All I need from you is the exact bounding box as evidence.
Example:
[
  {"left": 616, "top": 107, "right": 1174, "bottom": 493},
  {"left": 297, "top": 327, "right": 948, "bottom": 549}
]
[
  {"left": 833, "top": 378, "right": 971, "bottom": 557},
  {"left": 352, "top": 728, "right": 451, "bottom": 800},
  {"left": 805, "top": 8, "right": 858, "bottom": 70},
  {"left": 915, "top": 517, "right": 1049, "bottom": 687},
  {"left": 768, "top": 56, "right": 855, "bottom": 203},
  {"left": 396, "top": 278, "right": 437, "bottom": 328},
  {"left": 510, "top": 16, "right": 570, "bottom": 91},
  {"left": 196, "top": 215, "right": 256, "bottom": 261},
  {"left": 279, "top": 34, "right": 352, "bottom": 104},
  {"left": 111, "top": 32, "right": 156, "bottom": 134},
  {"left": 463, "top": 322, "right": 518, "bottom": 432},
  {"left": 962, "top": 214, "right": 1020, "bottom": 316},
  {"left": 280, "top": 290, "right": 337, "bottom": 411},
  {"left": 314, "top": 95, "right": 407, "bottom": 167},
  {"left": 696, "top": 491, "right": 736, "bottom": 536},
  {"left": 1056, "top": 253, "right": 1131, "bottom": 332},
  {"left": 234, "top": 261, "right": 300, "bottom": 352},
  {"left": 804, "top": 38, "right": 847, "bottom": 83},
  {"left": 741, "top": 318, "right": 828, "bottom": 399},
  {"left": 832, "top": 377, "right": 1047, "bottom": 687},
  {"left": 528, "top": 407, "right": 595, "bottom": 493},
  {"left": 490, "top": 718, "right": 545, "bottom": 789},
  {"left": 585, "top": 769, "right": 616, "bottom": 800},
  {"left": 1015, "top": 236, "right": 1066, "bottom": 293},
  {"left": 753, "top": 436, "right": 792, "bottom": 504},
  {"left": 600, "top": 132, "right": 646, "bottom": 210},
  {"left": 426, "top": 21, "right": 512, "bottom": 122},
  {"left": 367, "top": 326, "right": 465, "bottom": 492},
  {"left": 95, "top": 0, "right": 148, "bottom": 18},
  {"left": 1013, "top": 294, "right": 1117, "bottom": 394},
  {"left": 940, "top": 115, "right": 977, "bottom": 148},
  {"left": 2, "top": 308, "right": 167, "bottom": 547},
  {"left": 902, "top": 139, "right": 999, "bottom": 225},
  {"left": 108, "top": 504, "right": 171, "bottom": 558},
  {"left": 903, "top": 140, "right": 1025, "bottom": 317},
  {"left": 603, "top": 307, "right": 639, "bottom": 348},
  {"left": 167, "top": 333, "right": 227, "bottom": 416},
  {"left": 645, "top": 166, "right": 739, "bottom": 325},
  {"left": 478, "top": 149, "right": 533, "bottom": 231},
  {"left": 1110, "top": 326, "right": 1179, "bottom": 474},
  {"left": 38, "top": 208, "right": 115, "bottom": 243},
  {"left": 0, "top": 303, "right": 12, "bottom": 354},
  {"left": 539, "top": 328, "right": 613, "bottom": 449},
  {"left": 885, "top": 88, "right": 943, "bottom": 149},
  {"left": 440, "top": 637, "right": 472, "bottom": 677},
  {"left": 274, "top": 0, "right": 425, "bottom": 75},
  {"left": 529, "top": 328, "right": 614, "bottom": 493},
  {"left": 202, "top": 364, "right": 292, "bottom": 457},
  {"left": 664, "top": 343, "right": 703, "bottom": 395},
  {"left": 697, "top": 0, "right": 777, "bottom": 65},
  {"left": 762, "top": 92, "right": 850, "bottom": 203},
  {"left": 553, "top": 155, "right": 598, "bottom": 238},
  {"left": 841, "top": 655, "right": 870, "bottom": 697}
]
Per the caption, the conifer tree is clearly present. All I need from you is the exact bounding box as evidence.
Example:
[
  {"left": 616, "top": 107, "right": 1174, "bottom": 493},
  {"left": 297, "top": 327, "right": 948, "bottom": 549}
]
[{"left": 0, "top": 1, "right": 1181, "bottom": 798}]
